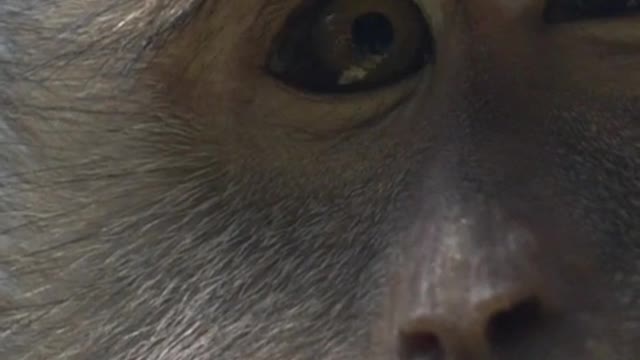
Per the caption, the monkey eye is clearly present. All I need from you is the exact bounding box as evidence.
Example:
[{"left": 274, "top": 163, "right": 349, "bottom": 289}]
[
  {"left": 544, "top": 0, "right": 640, "bottom": 23},
  {"left": 266, "top": 0, "right": 435, "bottom": 94}
]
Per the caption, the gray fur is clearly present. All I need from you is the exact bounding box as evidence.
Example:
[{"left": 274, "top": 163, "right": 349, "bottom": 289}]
[{"left": 1, "top": 1, "right": 639, "bottom": 359}]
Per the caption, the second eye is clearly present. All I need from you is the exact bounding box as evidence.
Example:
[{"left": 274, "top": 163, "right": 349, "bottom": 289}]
[{"left": 267, "top": 0, "right": 435, "bottom": 94}]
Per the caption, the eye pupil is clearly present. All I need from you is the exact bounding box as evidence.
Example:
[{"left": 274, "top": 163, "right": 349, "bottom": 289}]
[{"left": 351, "top": 12, "right": 395, "bottom": 57}]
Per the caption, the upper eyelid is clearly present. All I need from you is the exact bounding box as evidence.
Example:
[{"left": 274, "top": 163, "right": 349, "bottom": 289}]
[{"left": 251, "top": 0, "right": 305, "bottom": 40}]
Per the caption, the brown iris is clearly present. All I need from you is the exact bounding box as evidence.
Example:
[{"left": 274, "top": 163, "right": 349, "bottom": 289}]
[{"left": 267, "top": 0, "right": 435, "bottom": 94}]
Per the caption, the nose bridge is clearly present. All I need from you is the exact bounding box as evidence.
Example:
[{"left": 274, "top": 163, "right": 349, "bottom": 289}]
[
  {"left": 423, "top": 0, "right": 548, "bottom": 97},
  {"left": 413, "top": 0, "right": 553, "bottom": 194}
]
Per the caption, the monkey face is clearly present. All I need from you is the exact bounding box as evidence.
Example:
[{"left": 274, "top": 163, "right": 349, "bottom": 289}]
[{"left": 0, "top": 1, "right": 639, "bottom": 359}]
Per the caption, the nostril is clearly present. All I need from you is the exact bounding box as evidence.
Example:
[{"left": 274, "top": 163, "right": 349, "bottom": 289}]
[
  {"left": 399, "top": 330, "right": 443, "bottom": 360},
  {"left": 487, "top": 296, "right": 544, "bottom": 348}
]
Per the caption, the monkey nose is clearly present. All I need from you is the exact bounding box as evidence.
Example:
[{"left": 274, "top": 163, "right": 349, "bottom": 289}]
[
  {"left": 397, "top": 291, "right": 545, "bottom": 359},
  {"left": 390, "top": 202, "right": 556, "bottom": 359}
]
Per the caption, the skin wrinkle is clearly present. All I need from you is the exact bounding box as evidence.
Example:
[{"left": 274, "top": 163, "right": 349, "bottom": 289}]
[{"left": 0, "top": 0, "right": 639, "bottom": 360}]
